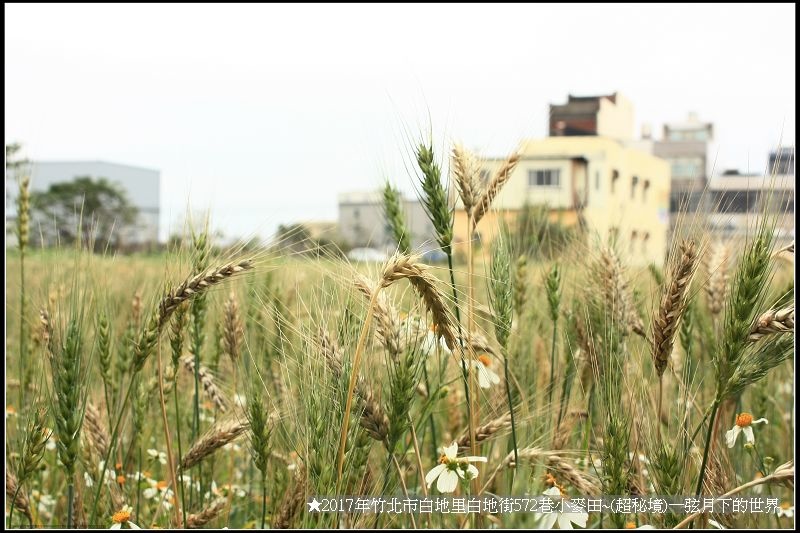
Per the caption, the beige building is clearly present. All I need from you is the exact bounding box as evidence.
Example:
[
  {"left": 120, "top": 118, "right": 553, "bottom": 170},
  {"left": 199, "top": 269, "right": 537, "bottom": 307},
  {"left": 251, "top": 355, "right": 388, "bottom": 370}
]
[{"left": 455, "top": 136, "right": 671, "bottom": 266}]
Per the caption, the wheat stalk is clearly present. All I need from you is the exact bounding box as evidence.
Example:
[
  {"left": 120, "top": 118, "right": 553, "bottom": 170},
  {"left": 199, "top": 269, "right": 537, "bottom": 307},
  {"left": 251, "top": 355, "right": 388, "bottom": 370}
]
[
  {"left": 379, "top": 254, "right": 460, "bottom": 352},
  {"left": 223, "top": 290, "right": 243, "bottom": 364},
  {"left": 748, "top": 305, "right": 794, "bottom": 341},
  {"left": 451, "top": 143, "right": 482, "bottom": 213},
  {"left": 456, "top": 412, "right": 512, "bottom": 452},
  {"left": 652, "top": 240, "right": 699, "bottom": 377},
  {"left": 473, "top": 150, "right": 521, "bottom": 226},
  {"left": 83, "top": 401, "right": 110, "bottom": 459},
  {"left": 382, "top": 182, "right": 411, "bottom": 254},
  {"left": 132, "top": 260, "right": 254, "bottom": 373},
  {"left": 353, "top": 275, "right": 402, "bottom": 359},
  {"left": 180, "top": 355, "right": 228, "bottom": 412},
  {"left": 704, "top": 241, "right": 729, "bottom": 316},
  {"left": 319, "top": 329, "right": 389, "bottom": 443},
  {"left": 6, "top": 471, "right": 33, "bottom": 525},
  {"left": 180, "top": 417, "right": 251, "bottom": 471},
  {"left": 185, "top": 498, "right": 227, "bottom": 528},
  {"left": 273, "top": 467, "right": 307, "bottom": 529}
]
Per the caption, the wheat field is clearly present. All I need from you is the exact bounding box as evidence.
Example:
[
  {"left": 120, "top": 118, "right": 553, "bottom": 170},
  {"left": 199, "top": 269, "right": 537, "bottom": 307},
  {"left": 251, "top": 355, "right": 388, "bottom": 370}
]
[{"left": 4, "top": 142, "right": 795, "bottom": 530}]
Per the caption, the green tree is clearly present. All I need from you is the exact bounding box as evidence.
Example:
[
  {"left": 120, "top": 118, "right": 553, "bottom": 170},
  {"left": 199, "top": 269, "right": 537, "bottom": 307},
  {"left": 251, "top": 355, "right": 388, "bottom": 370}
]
[
  {"left": 6, "top": 142, "right": 29, "bottom": 177},
  {"left": 30, "top": 176, "right": 138, "bottom": 251}
]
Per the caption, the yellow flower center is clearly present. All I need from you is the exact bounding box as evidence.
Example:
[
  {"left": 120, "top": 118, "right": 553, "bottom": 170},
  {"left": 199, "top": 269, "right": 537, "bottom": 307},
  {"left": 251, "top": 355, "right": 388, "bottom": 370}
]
[
  {"left": 478, "top": 354, "right": 491, "bottom": 367},
  {"left": 544, "top": 473, "right": 557, "bottom": 487},
  {"left": 736, "top": 413, "right": 754, "bottom": 427},
  {"left": 112, "top": 510, "right": 131, "bottom": 524},
  {"left": 625, "top": 522, "right": 637, "bottom": 529},
  {"left": 781, "top": 501, "right": 791, "bottom": 510},
  {"left": 116, "top": 475, "right": 126, "bottom": 485},
  {"left": 115, "top": 462, "right": 123, "bottom": 470},
  {"left": 156, "top": 480, "right": 169, "bottom": 490},
  {"left": 439, "top": 454, "right": 449, "bottom": 465}
]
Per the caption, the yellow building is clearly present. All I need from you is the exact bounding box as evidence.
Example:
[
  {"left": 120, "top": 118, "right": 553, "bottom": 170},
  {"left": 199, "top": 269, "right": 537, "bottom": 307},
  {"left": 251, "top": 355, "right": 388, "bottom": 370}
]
[{"left": 454, "top": 136, "right": 671, "bottom": 266}]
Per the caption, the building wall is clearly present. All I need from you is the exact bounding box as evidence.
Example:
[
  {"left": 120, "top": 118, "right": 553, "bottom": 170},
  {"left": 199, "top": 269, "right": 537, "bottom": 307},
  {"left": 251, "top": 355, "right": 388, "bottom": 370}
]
[
  {"left": 549, "top": 93, "right": 634, "bottom": 142},
  {"left": 455, "top": 136, "right": 670, "bottom": 266},
  {"left": 707, "top": 173, "right": 794, "bottom": 245},
  {"left": 337, "top": 190, "right": 436, "bottom": 251},
  {"left": 597, "top": 93, "right": 634, "bottom": 142},
  {"left": 6, "top": 161, "right": 160, "bottom": 245}
]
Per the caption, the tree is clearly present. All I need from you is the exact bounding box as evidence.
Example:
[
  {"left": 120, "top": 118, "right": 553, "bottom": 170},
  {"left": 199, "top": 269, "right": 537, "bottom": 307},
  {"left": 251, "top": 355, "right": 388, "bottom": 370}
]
[
  {"left": 6, "top": 142, "right": 29, "bottom": 177},
  {"left": 30, "top": 176, "right": 138, "bottom": 251}
]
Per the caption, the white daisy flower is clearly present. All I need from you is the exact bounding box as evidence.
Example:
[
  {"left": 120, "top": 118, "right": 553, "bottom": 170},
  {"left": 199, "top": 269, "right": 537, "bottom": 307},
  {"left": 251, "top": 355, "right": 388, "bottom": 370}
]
[
  {"left": 725, "top": 413, "right": 768, "bottom": 448},
  {"left": 420, "top": 324, "right": 450, "bottom": 356},
  {"left": 777, "top": 502, "right": 794, "bottom": 518},
  {"left": 35, "top": 492, "right": 56, "bottom": 515},
  {"left": 535, "top": 487, "right": 588, "bottom": 529},
  {"left": 424, "top": 441, "right": 487, "bottom": 494},
  {"left": 110, "top": 505, "right": 140, "bottom": 529},
  {"left": 473, "top": 355, "right": 501, "bottom": 389},
  {"left": 146, "top": 449, "right": 168, "bottom": 465},
  {"left": 707, "top": 518, "right": 726, "bottom": 529},
  {"left": 234, "top": 394, "right": 247, "bottom": 408},
  {"left": 84, "top": 472, "right": 94, "bottom": 488},
  {"left": 143, "top": 479, "right": 170, "bottom": 500}
]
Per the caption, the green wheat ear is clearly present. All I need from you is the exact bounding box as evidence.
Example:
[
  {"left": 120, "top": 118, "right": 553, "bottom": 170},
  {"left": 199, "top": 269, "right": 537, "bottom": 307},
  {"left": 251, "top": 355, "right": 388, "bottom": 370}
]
[
  {"left": 382, "top": 182, "right": 411, "bottom": 254},
  {"left": 416, "top": 142, "right": 452, "bottom": 256}
]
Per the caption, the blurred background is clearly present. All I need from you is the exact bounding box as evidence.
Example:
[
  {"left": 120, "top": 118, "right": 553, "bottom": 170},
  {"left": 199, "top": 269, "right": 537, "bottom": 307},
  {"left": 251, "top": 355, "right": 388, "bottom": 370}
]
[{"left": 5, "top": 3, "right": 795, "bottom": 258}]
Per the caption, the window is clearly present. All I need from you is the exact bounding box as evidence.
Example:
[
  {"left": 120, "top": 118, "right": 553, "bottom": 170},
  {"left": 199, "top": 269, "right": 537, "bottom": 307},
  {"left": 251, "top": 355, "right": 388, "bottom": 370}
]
[
  {"left": 642, "top": 232, "right": 650, "bottom": 255},
  {"left": 353, "top": 208, "right": 360, "bottom": 219},
  {"left": 669, "top": 157, "right": 703, "bottom": 179},
  {"left": 631, "top": 176, "right": 639, "bottom": 199},
  {"left": 595, "top": 171, "right": 600, "bottom": 191},
  {"left": 643, "top": 180, "right": 651, "bottom": 202},
  {"left": 630, "top": 230, "right": 638, "bottom": 253},
  {"left": 528, "top": 169, "right": 561, "bottom": 187},
  {"left": 611, "top": 169, "right": 620, "bottom": 193}
]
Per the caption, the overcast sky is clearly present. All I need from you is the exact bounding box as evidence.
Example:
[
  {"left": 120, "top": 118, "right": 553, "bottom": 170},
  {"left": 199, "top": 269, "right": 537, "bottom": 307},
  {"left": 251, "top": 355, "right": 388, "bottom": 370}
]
[{"left": 5, "top": 3, "right": 796, "bottom": 242}]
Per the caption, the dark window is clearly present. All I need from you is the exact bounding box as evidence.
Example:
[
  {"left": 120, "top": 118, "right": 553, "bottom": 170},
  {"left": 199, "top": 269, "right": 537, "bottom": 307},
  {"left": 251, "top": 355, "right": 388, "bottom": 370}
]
[
  {"left": 714, "top": 190, "right": 759, "bottom": 213},
  {"left": 631, "top": 176, "right": 639, "bottom": 199},
  {"left": 528, "top": 169, "right": 561, "bottom": 187},
  {"left": 611, "top": 169, "right": 620, "bottom": 194}
]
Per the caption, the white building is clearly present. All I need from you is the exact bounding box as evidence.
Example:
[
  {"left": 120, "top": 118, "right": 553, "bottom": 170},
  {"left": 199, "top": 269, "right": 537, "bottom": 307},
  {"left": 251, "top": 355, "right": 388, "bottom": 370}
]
[
  {"left": 337, "top": 190, "right": 436, "bottom": 251},
  {"left": 6, "top": 160, "right": 160, "bottom": 246}
]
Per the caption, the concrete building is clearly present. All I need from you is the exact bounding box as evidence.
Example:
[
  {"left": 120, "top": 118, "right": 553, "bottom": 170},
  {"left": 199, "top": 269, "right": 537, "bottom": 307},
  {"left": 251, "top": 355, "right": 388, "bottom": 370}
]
[
  {"left": 455, "top": 136, "right": 671, "bottom": 266},
  {"left": 707, "top": 147, "right": 795, "bottom": 246},
  {"left": 549, "top": 92, "right": 635, "bottom": 142},
  {"left": 337, "top": 190, "right": 436, "bottom": 251},
  {"left": 653, "top": 113, "right": 713, "bottom": 227},
  {"left": 6, "top": 160, "right": 160, "bottom": 246}
]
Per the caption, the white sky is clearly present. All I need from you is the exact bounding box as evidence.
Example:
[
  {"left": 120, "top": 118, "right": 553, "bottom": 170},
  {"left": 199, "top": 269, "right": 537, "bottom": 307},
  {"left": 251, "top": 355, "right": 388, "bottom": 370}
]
[{"left": 5, "top": 3, "right": 796, "bottom": 242}]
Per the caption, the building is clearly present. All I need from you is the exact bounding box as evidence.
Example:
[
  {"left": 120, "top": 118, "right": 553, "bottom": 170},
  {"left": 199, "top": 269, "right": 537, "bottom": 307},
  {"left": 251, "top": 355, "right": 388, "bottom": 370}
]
[
  {"left": 653, "top": 113, "right": 713, "bottom": 228},
  {"left": 6, "top": 160, "right": 160, "bottom": 246},
  {"left": 337, "top": 190, "right": 436, "bottom": 251},
  {"left": 769, "top": 146, "right": 795, "bottom": 175},
  {"left": 454, "top": 136, "right": 671, "bottom": 266},
  {"left": 549, "top": 92, "right": 635, "bottom": 142},
  {"left": 707, "top": 147, "right": 795, "bottom": 246}
]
